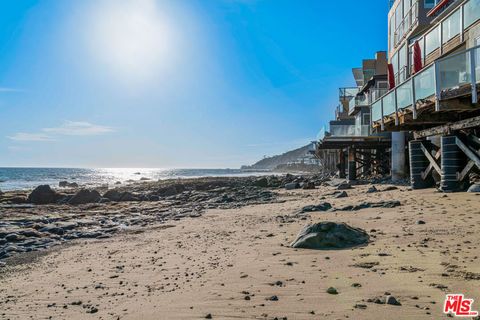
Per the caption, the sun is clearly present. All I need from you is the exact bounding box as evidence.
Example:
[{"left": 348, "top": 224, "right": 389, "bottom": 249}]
[{"left": 87, "top": 0, "right": 176, "bottom": 82}]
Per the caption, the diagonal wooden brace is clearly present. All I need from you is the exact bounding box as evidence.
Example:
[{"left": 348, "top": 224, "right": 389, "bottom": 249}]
[
  {"left": 455, "top": 137, "right": 480, "bottom": 181},
  {"left": 419, "top": 143, "right": 441, "bottom": 180},
  {"left": 421, "top": 149, "right": 441, "bottom": 180}
]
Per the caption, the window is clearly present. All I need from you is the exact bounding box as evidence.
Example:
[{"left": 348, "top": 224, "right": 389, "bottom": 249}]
[
  {"left": 425, "top": 26, "right": 440, "bottom": 55},
  {"left": 403, "top": 0, "right": 411, "bottom": 17},
  {"left": 395, "top": 3, "right": 403, "bottom": 29},
  {"left": 464, "top": 0, "right": 480, "bottom": 29},
  {"left": 363, "top": 113, "right": 371, "bottom": 126},
  {"left": 424, "top": 0, "right": 439, "bottom": 9},
  {"left": 442, "top": 9, "right": 461, "bottom": 44},
  {"left": 398, "top": 44, "right": 407, "bottom": 82}
]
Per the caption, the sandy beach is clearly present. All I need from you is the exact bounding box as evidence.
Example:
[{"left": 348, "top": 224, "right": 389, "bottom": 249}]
[{"left": 1, "top": 178, "right": 479, "bottom": 320}]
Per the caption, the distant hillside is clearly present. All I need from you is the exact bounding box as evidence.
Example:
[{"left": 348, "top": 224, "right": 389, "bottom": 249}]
[{"left": 242, "top": 143, "right": 316, "bottom": 170}]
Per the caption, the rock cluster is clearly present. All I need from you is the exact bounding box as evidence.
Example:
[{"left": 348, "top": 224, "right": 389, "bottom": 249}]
[{"left": 0, "top": 177, "right": 280, "bottom": 261}]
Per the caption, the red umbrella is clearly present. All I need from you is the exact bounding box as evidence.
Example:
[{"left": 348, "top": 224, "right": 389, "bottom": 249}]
[
  {"left": 387, "top": 63, "right": 395, "bottom": 90},
  {"left": 413, "top": 41, "right": 423, "bottom": 74}
]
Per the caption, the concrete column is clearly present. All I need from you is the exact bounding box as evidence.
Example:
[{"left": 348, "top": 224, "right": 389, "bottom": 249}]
[
  {"left": 348, "top": 147, "right": 356, "bottom": 181},
  {"left": 391, "top": 131, "right": 406, "bottom": 182}
]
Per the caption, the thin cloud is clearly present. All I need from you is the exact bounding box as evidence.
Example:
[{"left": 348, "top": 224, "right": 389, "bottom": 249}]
[
  {"left": 0, "top": 87, "right": 23, "bottom": 93},
  {"left": 43, "top": 121, "right": 115, "bottom": 136},
  {"left": 7, "top": 132, "right": 54, "bottom": 142},
  {"left": 7, "top": 121, "right": 115, "bottom": 142}
]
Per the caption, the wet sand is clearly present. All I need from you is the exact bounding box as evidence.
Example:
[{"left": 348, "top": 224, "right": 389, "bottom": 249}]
[{"left": 1, "top": 182, "right": 479, "bottom": 319}]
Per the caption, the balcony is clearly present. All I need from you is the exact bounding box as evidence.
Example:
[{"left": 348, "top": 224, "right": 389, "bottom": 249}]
[
  {"left": 371, "top": 44, "right": 480, "bottom": 125},
  {"left": 407, "top": 0, "right": 479, "bottom": 72},
  {"left": 339, "top": 87, "right": 359, "bottom": 102},
  {"left": 348, "top": 95, "right": 369, "bottom": 115},
  {"left": 329, "top": 124, "right": 371, "bottom": 138}
]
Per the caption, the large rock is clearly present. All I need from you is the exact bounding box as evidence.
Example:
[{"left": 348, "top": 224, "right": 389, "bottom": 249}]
[
  {"left": 68, "top": 189, "right": 101, "bottom": 205},
  {"left": 467, "top": 184, "right": 480, "bottom": 192},
  {"left": 103, "top": 190, "right": 140, "bottom": 202},
  {"left": 290, "top": 222, "right": 369, "bottom": 250},
  {"left": 59, "top": 181, "right": 79, "bottom": 188},
  {"left": 254, "top": 177, "right": 269, "bottom": 188},
  {"left": 285, "top": 182, "right": 300, "bottom": 190},
  {"left": 302, "top": 181, "right": 316, "bottom": 190},
  {"left": 27, "top": 185, "right": 61, "bottom": 204},
  {"left": 301, "top": 202, "right": 332, "bottom": 213},
  {"left": 156, "top": 184, "right": 185, "bottom": 197}
]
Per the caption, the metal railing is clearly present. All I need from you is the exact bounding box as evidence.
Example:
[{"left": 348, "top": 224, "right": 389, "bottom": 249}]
[
  {"left": 371, "top": 44, "right": 480, "bottom": 127},
  {"left": 348, "top": 94, "right": 369, "bottom": 110}
]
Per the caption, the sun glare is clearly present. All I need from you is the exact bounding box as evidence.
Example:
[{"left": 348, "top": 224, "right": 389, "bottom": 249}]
[{"left": 87, "top": 0, "right": 175, "bottom": 82}]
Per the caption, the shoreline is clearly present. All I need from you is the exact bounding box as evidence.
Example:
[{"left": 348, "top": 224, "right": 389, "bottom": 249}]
[{"left": 0, "top": 176, "right": 479, "bottom": 319}]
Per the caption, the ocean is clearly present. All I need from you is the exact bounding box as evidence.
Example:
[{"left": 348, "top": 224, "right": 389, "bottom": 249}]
[{"left": 0, "top": 168, "right": 270, "bottom": 191}]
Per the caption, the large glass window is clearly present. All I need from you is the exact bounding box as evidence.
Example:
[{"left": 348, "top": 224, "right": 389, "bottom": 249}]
[
  {"left": 395, "top": 4, "right": 403, "bottom": 29},
  {"left": 425, "top": 26, "right": 440, "bottom": 55},
  {"left": 399, "top": 44, "right": 407, "bottom": 82},
  {"left": 424, "top": 0, "right": 437, "bottom": 9},
  {"left": 442, "top": 9, "right": 461, "bottom": 44},
  {"left": 403, "top": 0, "right": 411, "bottom": 17},
  {"left": 464, "top": 0, "right": 480, "bottom": 29}
]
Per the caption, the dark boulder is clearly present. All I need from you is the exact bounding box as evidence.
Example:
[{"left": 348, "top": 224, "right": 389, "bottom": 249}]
[
  {"left": 68, "top": 189, "right": 101, "bottom": 205},
  {"left": 254, "top": 177, "right": 269, "bottom": 188},
  {"left": 301, "top": 202, "right": 332, "bottom": 213},
  {"left": 103, "top": 189, "right": 123, "bottom": 202},
  {"left": 156, "top": 184, "right": 185, "bottom": 197},
  {"left": 285, "top": 182, "right": 300, "bottom": 190},
  {"left": 103, "top": 190, "right": 139, "bottom": 202},
  {"left": 302, "top": 181, "right": 316, "bottom": 190},
  {"left": 290, "top": 222, "right": 369, "bottom": 250},
  {"left": 120, "top": 192, "right": 139, "bottom": 201},
  {"left": 27, "top": 185, "right": 61, "bottom": 204},
  {"left": 336, "top": 182, "right": 352, "bottom": 190}
]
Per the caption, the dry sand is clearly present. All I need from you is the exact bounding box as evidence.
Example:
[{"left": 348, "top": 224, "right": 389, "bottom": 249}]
[{"left": 1, "top": 184, "right": 479, "bottom": 319}]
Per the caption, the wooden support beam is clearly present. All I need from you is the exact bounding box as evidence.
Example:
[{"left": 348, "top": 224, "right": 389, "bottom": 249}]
[
  {"left": 414, "top": 115, "right": 480, "bottom": 139},
  {"left": 455, "top": 137, "right": 480, "bottom": 168}
]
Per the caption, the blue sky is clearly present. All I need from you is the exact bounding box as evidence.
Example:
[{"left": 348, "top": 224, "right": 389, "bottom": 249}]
[{"left": 0, "top": 0, "right": 388, "bottom": 168}]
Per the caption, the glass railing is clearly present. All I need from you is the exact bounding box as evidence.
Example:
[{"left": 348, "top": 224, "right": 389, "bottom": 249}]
[
  {"left": 383, "top": 91, "right": 396, "bottom": 116},
  {"left": 371, "top": 45, "right": 480, "bottom": 125},
  {"left": 396, "top": 79, "right": 413, "bottom": 110},
  {"left": 328, "top": 124, "right": 371, "bottom": 137},
  {"left": 414, "top": 65, "right": 435, "bottom": 100},
  {"left": 370, "top": 88, "right": 389, "bottom": 102},
  {"left": 408, "top": 0, "right": 479, "bottom": 67},
  {"left": 317, "top": 126, "right": 327, "bottom": 141},
  {"left": 437, "top": 51, "right": 470, "bottom": 95},
  {"left": 330, "top": 125, "right": 356, "bottom": 137},
  {"left": 348, "top": 95, "right": 369, "bottom": 110},
  {"left": 339, "top": 87, "right": 359, "bottom": 99},
  {"left": 355, "top": 125, "right": 371, "bottom": 137},
  {"left": 371, "top": 100, "right": 382, "bottom": 122}
]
